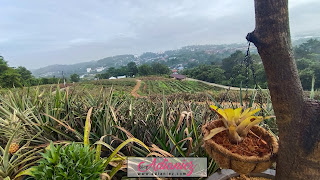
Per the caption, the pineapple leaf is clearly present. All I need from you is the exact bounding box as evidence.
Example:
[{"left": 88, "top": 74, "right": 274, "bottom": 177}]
[{"left": 204, "top": 127, "right": 227, "bottom": 141}]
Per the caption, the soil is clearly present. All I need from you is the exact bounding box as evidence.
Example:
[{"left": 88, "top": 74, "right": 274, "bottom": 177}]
[{"left": 212, "top": 125, "right": 271, "bottom": 157}]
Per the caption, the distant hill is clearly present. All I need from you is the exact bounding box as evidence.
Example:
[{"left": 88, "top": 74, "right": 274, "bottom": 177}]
[
  {"left": 32, "top": 36, "right": 317, "bottom": 78},
  {"left": 32, "top": 54, "right": 137, "bottom": 78},
  {"left": 32, "top": 43, "right": 253, "bottom": 78}
]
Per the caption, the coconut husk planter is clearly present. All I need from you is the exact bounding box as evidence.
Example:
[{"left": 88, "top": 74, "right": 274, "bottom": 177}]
[{"left": 202, "top": 119, "right": 278, "bottom": 175}]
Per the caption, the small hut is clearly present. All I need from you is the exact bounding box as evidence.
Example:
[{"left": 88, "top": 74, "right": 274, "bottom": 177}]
[{"left": 170, "top": 74, "right": 186, "bottom": 81}]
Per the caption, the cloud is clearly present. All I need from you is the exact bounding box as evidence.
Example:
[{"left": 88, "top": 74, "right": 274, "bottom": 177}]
[{"left": 0, "top": 0, "right": 319, "bottom": 69}]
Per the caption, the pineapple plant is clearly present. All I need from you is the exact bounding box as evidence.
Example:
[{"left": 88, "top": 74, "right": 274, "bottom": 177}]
[
  {"left": 204, "top": 105, "right": 274, "bottom": 143},
  {"left": 202, "top": 105, "right": 279, "bottom": 174},
  {"left": 0, "top": 131, "right": 42, "bottom": 180}
]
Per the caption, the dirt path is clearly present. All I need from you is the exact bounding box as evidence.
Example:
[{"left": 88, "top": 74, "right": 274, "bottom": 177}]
[
  {"left": 131, "top": 79, "right": 145, "bottom": 98},
  {"left": 51, "top": 83, "right": 74, "bottom": 95}
]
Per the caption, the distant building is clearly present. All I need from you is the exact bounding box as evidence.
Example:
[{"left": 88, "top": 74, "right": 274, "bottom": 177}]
[
  {"left": 117, "top": 75, "right": 126, "bottom": 79},
  {"left": 172, "top": 69, "right": 178, "bottom": 74},
  {"left": 109, "top": 77, "right": 116, "bottom": 80},
  {"left": 86, "top": 68, "right": 92, "bottom": 73},
  {"left": 96, "top": 67, "right": 105, "bottom": 72},
  {"left": 177, "top": 67, "right": 184, "bottom": 70},
  {"left": 170, "top": 74, "right": 186, "bottom": 81}
]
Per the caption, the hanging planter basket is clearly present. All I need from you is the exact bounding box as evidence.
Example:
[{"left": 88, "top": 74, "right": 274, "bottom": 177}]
[{"left": 202, "top": 119, "right": 278, "bottom": 175}]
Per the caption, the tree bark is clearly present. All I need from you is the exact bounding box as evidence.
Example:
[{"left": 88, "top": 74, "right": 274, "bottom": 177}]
[{"left": 247, "top": 0, "right": 320, "bottom": 179}]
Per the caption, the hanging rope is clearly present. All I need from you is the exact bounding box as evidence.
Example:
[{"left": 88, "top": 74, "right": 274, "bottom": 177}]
[
  {"left": 243, "top": 42, "right": 264, "bottom": 116},
  {"left": 219, "top": 42, "right": 264, "bottom": 117},
  {"left": 244, "top": 43, "right": 251, "bottom": 108}
]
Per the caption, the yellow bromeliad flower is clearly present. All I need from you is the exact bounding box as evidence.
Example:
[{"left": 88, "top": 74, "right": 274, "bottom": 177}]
[{"left": 204, "top": 105, "right": 274, "bottom": 143}]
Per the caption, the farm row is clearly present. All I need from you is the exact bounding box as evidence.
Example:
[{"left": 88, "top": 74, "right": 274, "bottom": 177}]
[{"left": 138, "top": 79, "right": 220, "bottom": 95}]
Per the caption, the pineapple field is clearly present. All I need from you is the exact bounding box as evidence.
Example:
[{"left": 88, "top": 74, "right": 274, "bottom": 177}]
[
  {"left": 0, "top": 77, "right": 279, "bottom": 179},
  {"left": 138, "top": 79, "right": 216, "bottom": 95}
]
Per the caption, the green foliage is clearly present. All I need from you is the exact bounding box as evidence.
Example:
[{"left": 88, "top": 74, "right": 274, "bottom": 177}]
[
  {"left": 0, "top": 68, "right": 22, "bottom": 88},
  {"left": 0, "top": 57, "right": 25, "bottom": 88},
  {"left": 151, "top": 62, "right": 170, "bottom": 75},
  {"left": 294, "top": 39, "right": 320, "bottom": 89},
  {"left": 127, "top": 62, "right": 138, "bottom": 77},
  {"left": 31, "top": 142, "right": 105, "bottom": 180},
  {"left": 138, "top": 64, "right": 152, "bottom": 76},
  {"left": 107, "top": 66, "right": 128, "bottom": 77},
  {"left": 96, "top": 62, "right": 170, "bottom": 79},
  {"left": 70, "top": 73, "right": 80, "bottom": 82},
  {"left": 39, "top": 77, "right": 63, "bottom": 85},
  {"left": 181, "top": 39, "right": 320, "bottom": 91},
  {"left": 95, "top": 72, "right": 111, "bottom": 79},
  {"left": 183, "top": 51, "right": 267, "bottom": 88},
  {"left": 299, "top": 68, "right": 315, "bottom": 90},
  {"left": 0, "top": 56, "right": 9, "bottom": 72},
  {"left": 294, "top": 39, "right": 320, "bottom": 59},
  {"left": 16, "top": 66, "right": 33, "bottom": 86},
  {"left": 0, "top": 57, "right": 38, "bottom": 88},
  {"left": 222, "top": 50, "right": 244, "bottom": 79}
]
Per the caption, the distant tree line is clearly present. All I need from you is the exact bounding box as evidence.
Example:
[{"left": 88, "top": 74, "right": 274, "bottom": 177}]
[
  {"left": 294, "top": 39, "right": 320, "bottom": 89},
  {"left": 95, "top": 62, "right": 170, "bottom": 79},
  {"left": 0, "top": 56, "right": 33, "bottom": 88},
  {"left": 182, "top": 50, "right": 267, "bottom": 88},
  {"left": 0, "top": 56, "right": 81, "bottom": 88},
  {"left": 1, "top": 39, "right": 319, "bottom": 90},
  {"left": 182, "top": 39, "right": 320, "bottom": 90}
]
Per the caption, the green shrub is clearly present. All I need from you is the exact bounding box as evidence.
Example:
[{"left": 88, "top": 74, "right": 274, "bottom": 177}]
[{"left": 31, "top": 142, "right": 105, "bottom": 180}]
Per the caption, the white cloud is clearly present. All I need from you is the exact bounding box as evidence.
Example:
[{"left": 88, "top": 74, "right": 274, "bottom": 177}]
[{"left": 0, "top": 0, "right": 319, "bottom": 68}]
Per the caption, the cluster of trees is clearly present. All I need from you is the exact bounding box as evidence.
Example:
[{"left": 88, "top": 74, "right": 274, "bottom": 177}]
[
  {"left": 70, "top": 74, "right": 80, "bottom": 82},
  {"left": 95, "top": 62, "right": 170, "bottom": 79},
  {"left": 182, "top": 51, "right": 267, "bottom": 88},
  {"left": 0, "top": 56, "right": 33, "bottom": 88},
  {"left": 0, "top": 56, "right": 81, "bottom": 88},
  {"left": 182, "top": 39, "right": 320, "bottom": 90}
]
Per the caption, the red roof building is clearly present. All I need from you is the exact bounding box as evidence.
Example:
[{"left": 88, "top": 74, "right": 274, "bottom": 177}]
[{"left": 170, "top": 74, "right": 186, "bottom": 80}]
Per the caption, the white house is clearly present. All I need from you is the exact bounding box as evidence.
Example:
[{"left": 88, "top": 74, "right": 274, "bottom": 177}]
[
  {"left": 96, "top": 67, "right": 105, "bottom": 72},
  {"left": 117, "top": 75, "right": 126, "bottom": 79}
]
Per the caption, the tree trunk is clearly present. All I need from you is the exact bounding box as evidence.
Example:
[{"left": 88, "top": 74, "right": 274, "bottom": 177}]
[{"left": 246, "top": 0, "right": 320, "bottom": 179}]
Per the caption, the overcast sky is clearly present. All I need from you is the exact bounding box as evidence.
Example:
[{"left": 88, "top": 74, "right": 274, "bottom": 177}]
[{"left": 0, "top": 0, "right": 320, "bottom": 69}]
